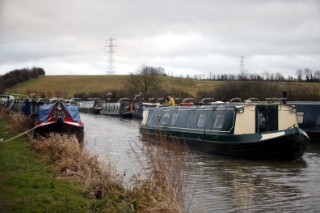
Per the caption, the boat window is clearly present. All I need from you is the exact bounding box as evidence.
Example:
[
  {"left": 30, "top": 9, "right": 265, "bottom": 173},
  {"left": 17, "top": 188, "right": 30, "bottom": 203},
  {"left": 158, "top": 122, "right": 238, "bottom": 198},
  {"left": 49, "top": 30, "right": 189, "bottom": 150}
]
[
  {"left": 175, "top": 110, "right": 191, "bottom": 128},
  {"left": 147, "top": 110, "right": 157, "bottom": 125},
  {"left": 171, "top": 113, "right": 178, "bottom": 126},
  {"left": 258, "top": 112, "right": 266, "bottom": 130},
  {"left": 316, "top": 113, "right": 320, "bottom": 126},
  {"left": 297, "top": 112, "right": 304, "bottom": 124},
  {"left": 197, "top": 113, "right": 207, "bottom": 128},
  {"left": 256, "top": 106, "right": 278, "bottom": 133},
  {"left": 213, "top": 113, "right": 225, "bottom": 129},
  {"left": 161, "top": 112, "right": 171, "bottom": 125},
  {"left": 210, "top": 111, "right": 235, "bottom": 131}
]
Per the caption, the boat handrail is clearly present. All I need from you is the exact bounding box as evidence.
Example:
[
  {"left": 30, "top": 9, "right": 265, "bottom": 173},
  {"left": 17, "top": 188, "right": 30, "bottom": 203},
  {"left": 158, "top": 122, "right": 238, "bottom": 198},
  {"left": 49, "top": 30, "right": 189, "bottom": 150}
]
[
  {"left": 247, "top": 97, "right": 259, "bottom": 101},
  {"left": 182, "top": 97, "right": 195, "bottom": 103},
  {"left": 265, "top": 97, "right": 286, "bottom": 104},
  {"left": 117, "top": 98, "right": 130, "bottom": 103},
  {"left": 199, "top": 97, "right": 215, "bottom": 105},
  {"left": 229, "top": 97, "right": 242, "bottom": 103}
]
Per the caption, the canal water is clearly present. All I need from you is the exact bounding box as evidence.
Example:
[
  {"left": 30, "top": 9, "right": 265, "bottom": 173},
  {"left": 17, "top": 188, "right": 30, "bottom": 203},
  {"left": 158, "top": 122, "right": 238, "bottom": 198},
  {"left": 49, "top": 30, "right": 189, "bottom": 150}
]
[{"left": 82, "top": 113, "right": 320, "bottom": 212}]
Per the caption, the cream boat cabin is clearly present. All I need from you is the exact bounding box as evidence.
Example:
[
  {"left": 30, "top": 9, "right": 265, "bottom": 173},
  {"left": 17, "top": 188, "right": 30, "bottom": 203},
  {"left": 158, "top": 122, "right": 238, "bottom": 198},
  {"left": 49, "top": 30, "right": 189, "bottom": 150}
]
[{"left": 140, "top": 103, "right": 309, "bottom": 160}]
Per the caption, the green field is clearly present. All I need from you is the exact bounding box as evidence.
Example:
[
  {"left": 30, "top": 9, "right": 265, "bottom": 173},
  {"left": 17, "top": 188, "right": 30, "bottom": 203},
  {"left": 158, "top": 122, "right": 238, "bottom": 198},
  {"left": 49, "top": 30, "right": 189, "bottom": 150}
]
[
  {"left": 7, "top": 75, "right": 320, "bottom": 100},
  {"left": 7, "top": 75, "right": 223, "bottom": 98}
]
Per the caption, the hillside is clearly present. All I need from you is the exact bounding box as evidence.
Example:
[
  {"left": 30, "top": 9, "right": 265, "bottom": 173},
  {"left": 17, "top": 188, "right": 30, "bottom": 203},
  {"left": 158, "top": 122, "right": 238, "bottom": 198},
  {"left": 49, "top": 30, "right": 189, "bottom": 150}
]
[
  {"left": 7, "top": 75, "right": 223, "bottom": 98},
  {"left": 7, "top": 75, "right": 320, "bottom": 101}
]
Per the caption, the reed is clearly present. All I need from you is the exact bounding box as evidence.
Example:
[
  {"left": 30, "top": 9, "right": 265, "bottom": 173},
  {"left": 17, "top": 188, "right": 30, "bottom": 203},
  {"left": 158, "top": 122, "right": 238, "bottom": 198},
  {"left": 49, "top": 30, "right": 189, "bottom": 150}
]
[
  {"left": 29, "top": 133, "right": 123, "bottom": 198},
  {"left": 6, "top": 111, "right": 34, "bottom": 132},
  {"left": 132, "top": 134, "right": 191, "bottom": 212}
]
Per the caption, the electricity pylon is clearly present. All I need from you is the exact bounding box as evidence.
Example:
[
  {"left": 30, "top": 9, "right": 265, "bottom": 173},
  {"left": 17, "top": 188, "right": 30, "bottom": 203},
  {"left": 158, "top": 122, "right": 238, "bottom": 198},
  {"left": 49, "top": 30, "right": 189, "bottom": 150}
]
[{"left": 104, "top": 38, "right": 117, "bottom": 75}]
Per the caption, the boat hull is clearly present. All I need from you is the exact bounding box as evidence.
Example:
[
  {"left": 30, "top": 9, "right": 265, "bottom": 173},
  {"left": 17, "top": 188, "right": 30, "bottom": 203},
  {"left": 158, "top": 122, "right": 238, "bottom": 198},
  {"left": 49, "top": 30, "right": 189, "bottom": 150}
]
[
  {"left": 34, "top": 120, "right": 84, "bottom": 143},
  {"left": 140, "top": 127, "right": 309, "bottom": 160},
  {"left": 132, "top": 111, "right": 143, "bottom": 119}
]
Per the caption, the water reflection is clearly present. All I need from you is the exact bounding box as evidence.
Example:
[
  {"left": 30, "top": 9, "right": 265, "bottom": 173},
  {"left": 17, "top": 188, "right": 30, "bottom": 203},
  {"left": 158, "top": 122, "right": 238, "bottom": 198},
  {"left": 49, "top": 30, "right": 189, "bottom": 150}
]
[
  {"left": 81, "top": 113, "right": 320, "bottom": 212},
  {"left": 187, "top": 154, "right": 307, "bottom": 212},
  {"left": 186, "top": 148, "right": 320, "bottom": 212}
]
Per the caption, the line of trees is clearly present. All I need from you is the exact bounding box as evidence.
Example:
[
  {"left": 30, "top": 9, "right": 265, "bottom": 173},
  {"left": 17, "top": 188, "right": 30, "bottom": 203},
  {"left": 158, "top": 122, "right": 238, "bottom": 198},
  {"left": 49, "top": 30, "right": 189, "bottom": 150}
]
[
  {"left": 196, "top": 81, "right": 320, "bottom": 102},
  {"left": 181, "top": 68, "right": 320, "bottom": 82},
  {"left": 0, "top": 67, "right": 45, "bottom": 93},
  {"left": 295, "top": 68, "right": 320, "bottom": 82}
]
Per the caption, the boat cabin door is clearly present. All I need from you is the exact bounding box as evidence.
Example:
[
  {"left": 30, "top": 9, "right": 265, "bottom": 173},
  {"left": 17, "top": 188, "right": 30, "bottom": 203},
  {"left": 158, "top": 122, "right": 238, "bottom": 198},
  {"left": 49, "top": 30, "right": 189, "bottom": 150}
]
[{"left": 255, "top": 105, "right": 278, "bottom": 133}]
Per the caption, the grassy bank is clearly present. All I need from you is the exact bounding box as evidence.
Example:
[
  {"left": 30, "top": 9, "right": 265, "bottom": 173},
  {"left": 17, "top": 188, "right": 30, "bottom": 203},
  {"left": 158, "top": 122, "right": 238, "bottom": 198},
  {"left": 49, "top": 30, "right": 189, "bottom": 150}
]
[
  {"left": 0, "top": 117, "right": 93, "bottom": 212},
  {"left": 0, "top": 109, "right": 187, "bottom": 212}
]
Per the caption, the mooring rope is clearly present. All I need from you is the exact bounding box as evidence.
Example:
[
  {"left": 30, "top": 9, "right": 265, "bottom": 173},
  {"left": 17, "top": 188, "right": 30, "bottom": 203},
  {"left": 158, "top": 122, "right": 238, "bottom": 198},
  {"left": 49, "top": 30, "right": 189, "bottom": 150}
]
[
  {"left": 0, "top": 126, "right": 38, "bottom": 143},
  {"left": 1, "top": 104, "right": 73, "bottom": 143}
]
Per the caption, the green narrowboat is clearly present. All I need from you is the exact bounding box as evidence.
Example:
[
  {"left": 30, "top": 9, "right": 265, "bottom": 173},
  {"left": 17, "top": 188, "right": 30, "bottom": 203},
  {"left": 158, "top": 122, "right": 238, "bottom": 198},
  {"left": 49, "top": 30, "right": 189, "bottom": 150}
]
[{"left": 140, "top": 103, "right": 310, "bottom": 160}]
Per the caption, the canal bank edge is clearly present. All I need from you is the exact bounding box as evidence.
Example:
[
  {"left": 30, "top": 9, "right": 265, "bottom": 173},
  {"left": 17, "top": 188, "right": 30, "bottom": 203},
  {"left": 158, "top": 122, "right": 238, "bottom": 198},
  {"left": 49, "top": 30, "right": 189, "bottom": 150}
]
[
  {"left": 0, "top": 114, "right": 186, "bottom": 213},
  {"left": 0, "top": 117, "right": 93, "bottom": 212}
]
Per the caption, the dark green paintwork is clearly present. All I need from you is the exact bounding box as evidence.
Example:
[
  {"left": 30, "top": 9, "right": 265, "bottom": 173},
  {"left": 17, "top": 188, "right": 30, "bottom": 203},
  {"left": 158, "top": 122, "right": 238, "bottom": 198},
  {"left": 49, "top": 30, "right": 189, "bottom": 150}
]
[{"left": 140, "top": 104, "right": 310, "bottom": 160}]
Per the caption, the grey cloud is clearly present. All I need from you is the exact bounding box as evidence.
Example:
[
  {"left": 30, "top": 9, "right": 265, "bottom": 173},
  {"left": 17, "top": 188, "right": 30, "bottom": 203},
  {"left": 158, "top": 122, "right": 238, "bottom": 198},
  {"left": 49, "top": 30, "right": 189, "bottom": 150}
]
[{"left": 0, "top": 0, "right": 319, "bottom": 76}]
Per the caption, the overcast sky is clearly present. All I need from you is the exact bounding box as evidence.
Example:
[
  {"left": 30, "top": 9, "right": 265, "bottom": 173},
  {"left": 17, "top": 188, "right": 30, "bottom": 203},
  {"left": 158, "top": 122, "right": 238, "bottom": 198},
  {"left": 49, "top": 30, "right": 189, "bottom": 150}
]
[{"left": 0, "top": 0, "right": 319, "bottom": 77}]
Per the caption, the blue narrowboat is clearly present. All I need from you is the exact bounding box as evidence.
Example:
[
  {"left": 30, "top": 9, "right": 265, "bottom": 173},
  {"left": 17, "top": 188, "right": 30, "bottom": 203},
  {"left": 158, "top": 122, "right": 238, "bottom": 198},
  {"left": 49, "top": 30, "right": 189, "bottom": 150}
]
[
  {"left": 34, "top": 102, "right": 84, "bottom": 142},
  {"left": 289, "top": 101, "right": 320, "bottom": 141}
]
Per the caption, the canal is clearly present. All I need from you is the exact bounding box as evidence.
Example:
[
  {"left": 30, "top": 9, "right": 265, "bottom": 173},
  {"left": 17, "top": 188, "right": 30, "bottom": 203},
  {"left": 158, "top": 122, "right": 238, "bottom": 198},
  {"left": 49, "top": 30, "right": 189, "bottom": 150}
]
[{"left": 82, "top": 113, "right": 320, "bottom": 212}]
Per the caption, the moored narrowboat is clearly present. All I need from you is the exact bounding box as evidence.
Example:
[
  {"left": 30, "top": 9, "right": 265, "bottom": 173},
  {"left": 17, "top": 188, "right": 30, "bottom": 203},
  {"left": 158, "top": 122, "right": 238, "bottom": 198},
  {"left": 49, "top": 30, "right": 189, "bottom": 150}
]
[
  {"left": 132, "top": 102, "right": 159, "bottom": 119},
  {"left": 140, "top": 103, "right": 310, "bottom": 160},
  {"left": 100, "top": 98, "right": 133, "bottom": 118},
  {"left": 78, "top": 98, "right": 102, "bottom": 114},
  {"left": 34, "top": 102, "right": 84, "bottom": 142},
  {"left": 288, "top": 101, "right": 320, "bottom": 141}
]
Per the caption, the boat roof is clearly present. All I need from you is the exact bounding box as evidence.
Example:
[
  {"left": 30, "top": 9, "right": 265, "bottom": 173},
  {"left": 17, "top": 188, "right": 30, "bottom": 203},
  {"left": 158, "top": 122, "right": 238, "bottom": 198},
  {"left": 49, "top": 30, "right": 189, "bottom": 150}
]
[
  {"left": 38, "top": 103, "right": 81, "bottom": 122},
  {"left": 288, "top": 101, "right": 320, "bottom": 105},
  {"left": 151, "top": 102, "right": 293, "bottom": 111}
]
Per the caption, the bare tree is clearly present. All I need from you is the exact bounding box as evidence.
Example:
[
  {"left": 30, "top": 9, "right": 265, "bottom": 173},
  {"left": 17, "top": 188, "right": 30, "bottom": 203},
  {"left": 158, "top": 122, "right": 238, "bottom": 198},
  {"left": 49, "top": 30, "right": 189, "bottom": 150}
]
[
  {"left": 314, "top": 70, "right": 320, "bottom": 81},
  {"left": 304, "top": 68, "right": 312, "bottom": 82},
  {"left": 296, "top": 69, "right": 303, "bottom": 81},
  {"left": 262, "top": 71, "right": 271, "bottom": 80},
  {"left": 208, "top": 71, "right": 213, "bottom": 80},
  {"left": 275, "top": 72, "right": 285, "bottom": 81},
  {"left": 126, "top": 64, "right": 163, "bottom": 98}
]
